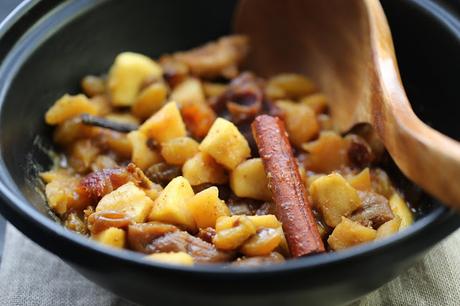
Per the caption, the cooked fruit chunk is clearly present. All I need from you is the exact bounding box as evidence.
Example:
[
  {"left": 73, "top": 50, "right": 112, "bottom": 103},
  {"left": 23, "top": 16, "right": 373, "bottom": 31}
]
[
  {"left": 199, "top": 118, "right": 251, "bottom": 169},
  {"left": 376, "top": 216, "right": 401, "bottom": 239},
  {"left": 108, "top": 52, "right": 162, "bottom": 106},
  {"left": 389, "top": 193, "right": 414, "bottom": 230},
  {"left": 148, "top": 176, "right": 196, "bottom": 231},
  {"left": 327, "top": 217, "right": 376, "bottom": 251},
  {"left": 302, "top": 131, "right": 349, "bottom": 173},
  {"left": 96, "top": 182, "right": 154, "bottom": 223},
  {"left": 230, "top": 158, "right": 271, "bottom": 201},
  {"left": 276, "top": 100, "right": 319, "bottom": 147},
  {"left": 147, "top": 231, "right": 232, "bottom": 263},
  {"left": 188, "top": 186, "right": 230, "bottom": 229},
  {"left": 182, "top": 152, "right": 227, "bottom": 186},
  {"left": 139, "top": 102, "right": 186, "bottom": 143},
  {"left": 81, "top": 75, "right": 105, "bottom": 97},
  {"left": 45, "top": 94, "right": 97, "bottom": 125},
  {"left": 45, "top": 175, "right": 82, "bottom": 215},
  {"left": 145, "top": 252, "right": 194, "bottom": 266},
  {"left": 92, "top": 227, "right": 126, "bottom": 249},
  {"left": 170, "top": 78, "right": 205, "bottom": 107},
  {"left": 300, "top": 93, "right": 328, "bottom": 114},
  {"left": 347, "top": 168, "right": 371, "bottom": 191},
  {"left": 127, "top": 130, "right": 162, "bottom": 170},
  {"left": 240, "top": 228, "right": 282, "bottom": 256},
  {"left": 213, "top": 215, "right": 256, "bottom": 251},
  {"left": 68, "top": 139, "right": 100, "bottom": 173},
  {"left": 310, "top": 173, "right": 362, "bottom": 227},
  {"left": 161, "top": 137, "right": 199, "bottom": 165},
  {"left": 132, "top": 82, "right": 168, "bottom": 119},
  {"left": 267, "top": 73, "right": 316, "bottom": 99},
  {"left": 350, "top": 191, "right": 394, "bottom": 228}
]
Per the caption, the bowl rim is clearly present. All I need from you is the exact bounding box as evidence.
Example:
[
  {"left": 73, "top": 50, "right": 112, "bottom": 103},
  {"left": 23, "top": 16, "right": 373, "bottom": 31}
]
[{"left": 0, "top": 0, "right": 459, "bottom": 276}]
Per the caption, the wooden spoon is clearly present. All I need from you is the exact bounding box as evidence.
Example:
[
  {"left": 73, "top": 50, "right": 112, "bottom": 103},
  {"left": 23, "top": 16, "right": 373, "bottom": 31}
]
[{"left": 234, "top": 0, "right": 460, "bottom": 207}]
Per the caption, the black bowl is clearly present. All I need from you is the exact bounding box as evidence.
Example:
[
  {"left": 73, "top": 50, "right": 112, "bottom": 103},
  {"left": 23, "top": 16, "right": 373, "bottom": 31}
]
[{"left": 0, "top": 0, "right": 459, "bottom": 305}]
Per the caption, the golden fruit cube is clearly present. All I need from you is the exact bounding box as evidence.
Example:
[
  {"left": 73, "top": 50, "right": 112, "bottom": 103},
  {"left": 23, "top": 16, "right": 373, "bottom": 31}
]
[
  {"left": 161, "top": 137, "right": 200, "bottom": 166},
  {"left": 96, "top": 182, "right": 154, "bottom": 223},
  {"left": 327, "top": 217, "right": 376, "bottom": 251},
  {"left": 108, "top": 52, "right": 162, "bottom": 106},
  {"left": 277, "top": 100, "right": 319, "bottom": 147},
  {"left": 389, "top": 193, "right": 414, "bottom": 230},
  {"left": 187, "top": 186, "right": 230, "bottom": 229},
  {"left": 145, "top": 252, "right": 194, "bottom": 266},
  {"left": 376, "top": 216, "right": 402, "bottom": 239},
  {"left": 347, "top": 168, "right": 371, "bottom": 191},
  {"left": 92, "top": 227, "right": 126, "bottom": 249},
  {"left": 132, "top": 82, "right": 168, "bottom": 119},
  {"left": 230, "top": 158, "right": 271, "bottom": 201},
  {"left": 310, "top": 173, "right": 362, "bottom": 227},
  {"left": 170, "top": 78, "right": 205, "bottom": 107},
  {"left": 127, "top": 130, "right": 162, "bottom": 170},
  {"left": 199, "top": 118, "right": 250, "bottom": 170},
  {"left": 45, "top": 94, "right": 97, "bottom": 125},
  {"left": 182, "top": 152, "right": 228, "bottom": 186},
  {"left": 139, "top": 102, "right": 186, "bottom": 143},
  {"left": 148, "top": 176, "right": 196, "bottom": 231}
]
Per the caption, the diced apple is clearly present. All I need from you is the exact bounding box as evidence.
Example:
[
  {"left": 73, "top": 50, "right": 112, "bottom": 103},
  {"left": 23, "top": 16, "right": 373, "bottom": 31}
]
[
  {"left": 310, "top": 173, "right": 362, "bottom": 227},
  {"left": 389, "top": 193, "right": 414, "bottom": 230},
  {"left": 240, "top": 228, "right": 282, "bottom": 256},
  {"left": 376, "top": 216, "right": 402, "bottom": 239},
  {"left": 45, "top": 94, "right": 97, "bottom": 125},
  {"left": 327, "top": 217, "right": 376, "bottom": 251},
  {"left": 347, "top": 168, "right": 371, "bottom": 191},
  {"left": 302, "top": 131, "right": 349, "bottom": 173},
  {"left": 300, "top": 93, "right": 328, "bottom": 114},
  {"left": 92, "top": 227, "right": 126, "bottom": 249},
  {"left": 161, "top": 137, "right": 199, "bottom": 165},
  {"left": 276, "top": 100, "right": 319, "bottom": 147},
  {"left": 148, "top": 176, "right": 196, "bottom": 231},
  {"left": 267, "top": 73, "right": 316, "bottom": 99},
  {"left": 187, "top": 186, "right": 230, "bottom": 229},
  {"left": 170, "top": 78, "right": 205, "bottom": 107},
  {"left": 145, "top": 252, "right": 193, "bottom": 266},
  {"left": 182, "top": 152, "right": 227, "bottom": 186},
  {"left": 132, "top": 82, "right": 168, "bottom": 119},
  {"left": 199, "top": 118, "right": 250, "bottom": 170},
  {"left": 96, "top": 182, "right": 154, "bottom": 223},
  {"left": 108, "top": 52, "right": 162, "bottom": 106},
  {"left": 213, "top": 215, "right": 256, "bottom": 251},
  {"left": 127, "top": 130, "right": 162, "bottom": 170},
  {"left": 230, "top": 158, "right": 271, "bottom": 201},
  {"left": 139, "top": 102, "right": 186, "bottom": 143}
]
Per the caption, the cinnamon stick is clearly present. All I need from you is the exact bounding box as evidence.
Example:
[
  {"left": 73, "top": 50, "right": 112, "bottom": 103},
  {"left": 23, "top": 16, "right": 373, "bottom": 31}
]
[{"left": 252, "top": 115, "right": 325, "bottom": 257}]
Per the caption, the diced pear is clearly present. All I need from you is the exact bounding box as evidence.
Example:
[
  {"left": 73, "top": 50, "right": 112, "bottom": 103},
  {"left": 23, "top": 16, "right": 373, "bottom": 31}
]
[
  {"left": 187, "top": 186, "right": 230, "bottom": 229},
  {"left": 45, "top": 94, "right": 97, "bottom": 125},
  {"left": 327, "top": 217, "right": 376, "bottom": 251},
  {"left": 182, "top": 152, "right": 227, "bottom": 186},
  {"left": 92, "top": 227, "right": 126, "bottom": 249},
  {"left": 139, "top": 102, "right": 186, "bottom": 143},
  {"left": 199, "top": 118, "right": 250, "bottom": 170},
  {"left": 108, "top": 52, "right": 162, "bottom": 106},
  {"left": 230, "top": 158, "right": 271, "bottom": 201},
  {"left": 310, "top": 173, "right": 362, "bottom": 227},
  {"left": 145, "top": 252, "right": 193, "bottom": 266},
  {"left": 267, "top": 73, "right": 316, "bottom": 99},
  {"left": 96, "top": 182, "right": 154, "bottom": 223},
  {"left": 148, "top": 176, "right": 196, "bottom": 231},
  {"left": 300, "top": 93, "right": 328, "bottom": 114}
]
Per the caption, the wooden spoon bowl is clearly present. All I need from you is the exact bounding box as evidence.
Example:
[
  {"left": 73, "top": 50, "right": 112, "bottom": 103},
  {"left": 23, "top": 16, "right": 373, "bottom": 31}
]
[{"left": 235, "top": 0, "right": 460, "bottom": 207}]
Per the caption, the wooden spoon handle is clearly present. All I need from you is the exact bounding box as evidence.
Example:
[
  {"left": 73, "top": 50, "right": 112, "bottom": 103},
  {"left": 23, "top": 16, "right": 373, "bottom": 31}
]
[{"left": 366, "top": 0, "right": 460, "bottom": 207}]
